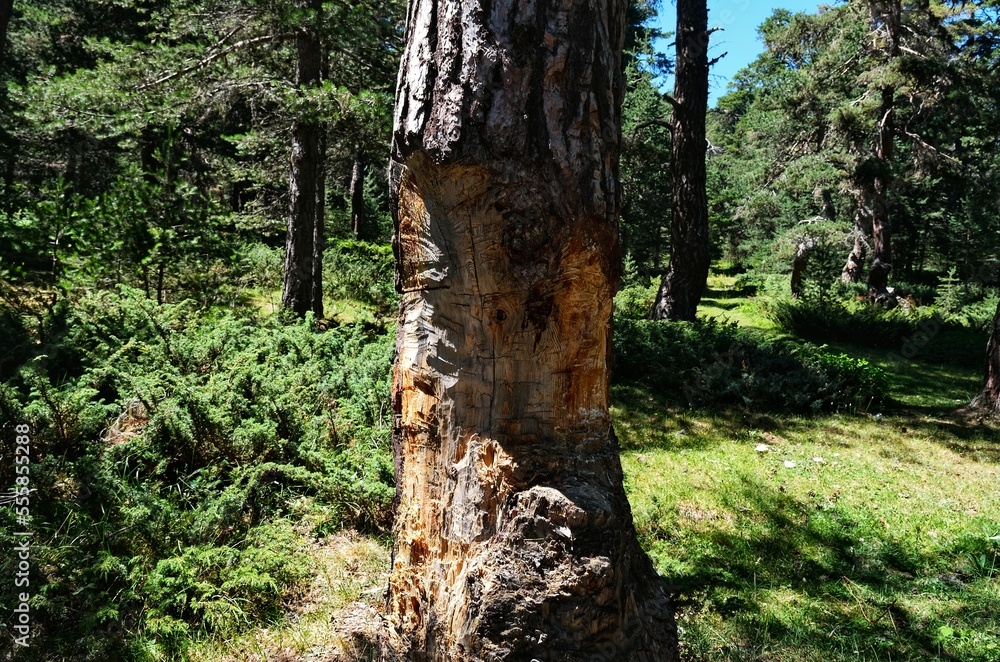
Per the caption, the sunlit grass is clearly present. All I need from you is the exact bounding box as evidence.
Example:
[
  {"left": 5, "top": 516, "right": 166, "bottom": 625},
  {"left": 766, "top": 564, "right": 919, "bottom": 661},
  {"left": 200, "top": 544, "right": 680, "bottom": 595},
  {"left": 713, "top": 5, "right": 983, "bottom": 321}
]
[
  {"left": 188, "top": 530, "right": 389, "bottom": 662},
  {"left": 614, "top": 390, "right": 1000, "bottom": 661}
]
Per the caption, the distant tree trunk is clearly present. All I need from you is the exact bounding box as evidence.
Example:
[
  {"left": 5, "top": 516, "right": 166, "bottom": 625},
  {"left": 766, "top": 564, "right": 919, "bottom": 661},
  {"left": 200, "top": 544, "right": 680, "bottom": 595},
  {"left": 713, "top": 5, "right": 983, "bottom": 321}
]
[
  {"left": 866, "top": 0, "right": 899, "bottom": 306},
  {"left": 350, "top": 152, "right": 365, "bottom": 237},
  {"left": 791, "top": 236, "right": 817, "bottom": 297},
  {"left": 0, "top": 0, "right": 12, "bottom": 73},
  {"left": 650, "top": 0, "right": 711, "bottom": 321},
  {"left": 843, "top": 201, "right": 870, "bottom": 283},
  {"left": 970, "top": 301, "right": 1000, "bottom": 413},
  {"left": 282, "top": 3, "right": 324, "bottom": 317},
  {"left": 383, "top": 0, "right": 677, "bottom": 658},
  {"left": 311, "top": 127, "right": 327, "bottom": 317}
]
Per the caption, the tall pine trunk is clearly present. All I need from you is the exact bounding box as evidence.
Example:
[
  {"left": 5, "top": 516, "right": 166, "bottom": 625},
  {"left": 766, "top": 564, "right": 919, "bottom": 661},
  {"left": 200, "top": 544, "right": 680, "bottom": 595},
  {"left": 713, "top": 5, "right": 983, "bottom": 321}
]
[
  {"left": 866, "top": 0, "right": 899, "bottom": 306},
  {"left": 650, "top": 0, "right": 711, "bottom": 321},
  {"left": 383, "top": 0, "right": 677, "bottom": 658},
  {"left": 282, "top": 4, "right": 324, "bottom": 316}
]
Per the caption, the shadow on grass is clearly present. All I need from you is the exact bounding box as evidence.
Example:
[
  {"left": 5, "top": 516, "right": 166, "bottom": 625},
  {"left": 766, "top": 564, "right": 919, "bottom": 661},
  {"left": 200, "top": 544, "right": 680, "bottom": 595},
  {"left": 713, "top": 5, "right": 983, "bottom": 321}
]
[{"left": 652, "top": 475, "right": 998, "bottom": 661}]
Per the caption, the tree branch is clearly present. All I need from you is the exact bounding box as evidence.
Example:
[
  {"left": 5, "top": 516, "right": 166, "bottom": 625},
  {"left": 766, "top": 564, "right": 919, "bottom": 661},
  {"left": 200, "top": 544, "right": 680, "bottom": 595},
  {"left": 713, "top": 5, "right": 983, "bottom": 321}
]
[
  {"left": 662, "top": 93, "right": 681, "bottom": 111},
  {"left": 134, "top": 32, "right": 300, "bottom": 91},
  {"left": 708, "top": 51, "right": 728, "bottom": 68},
  {"left": 630, "top": 118, "right": 673, "bottom": 139}
]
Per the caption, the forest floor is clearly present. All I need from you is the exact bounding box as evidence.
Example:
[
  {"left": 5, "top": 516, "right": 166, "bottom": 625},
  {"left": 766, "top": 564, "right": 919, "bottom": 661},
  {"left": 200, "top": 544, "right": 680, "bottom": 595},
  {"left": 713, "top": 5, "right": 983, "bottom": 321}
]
[{"left": 191, "top": 275, "right": 999, "bottom": 662}]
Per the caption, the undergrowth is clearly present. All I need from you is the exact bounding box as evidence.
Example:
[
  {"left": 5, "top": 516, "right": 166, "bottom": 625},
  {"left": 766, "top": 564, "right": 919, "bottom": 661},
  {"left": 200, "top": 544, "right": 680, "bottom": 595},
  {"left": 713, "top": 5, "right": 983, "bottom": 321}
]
[{"left": 0, "top": 286, "right": 395, "bottom": 660}]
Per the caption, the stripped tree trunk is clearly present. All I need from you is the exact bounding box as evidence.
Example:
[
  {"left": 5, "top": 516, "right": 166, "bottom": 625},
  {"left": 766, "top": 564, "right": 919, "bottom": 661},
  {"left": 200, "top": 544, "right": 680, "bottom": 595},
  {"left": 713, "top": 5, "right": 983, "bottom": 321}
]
[
  {"left": 790, "top": 236, "right": 817, "bottom": 298},
  {"left": 866, "top": 0, "right": 899, "bottom": 306},
  {"left": 650, "top": 0, "right": 711, "bottom": 321},
  {"left": 282, "top": 2, "right": 324, "bottom": 316},
  {"left": 843, "top": 199, "right": 871, "bottom": 284},
  {"left": 383, "top": 0, "right": 678, "bottom": 659},
  {"left": 970, "top": 301, "right": 1000, "bottom": 413}
]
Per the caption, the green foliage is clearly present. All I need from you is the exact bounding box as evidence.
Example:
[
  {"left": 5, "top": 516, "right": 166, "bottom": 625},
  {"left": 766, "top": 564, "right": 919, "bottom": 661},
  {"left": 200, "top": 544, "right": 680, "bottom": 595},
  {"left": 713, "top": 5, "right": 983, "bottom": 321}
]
[
  {"left": 323, "top": 239, "right": 398, "bottom": 314},
  {"left": 613, "top": 315, "right": 888, "bottom": 412},
  {"left": 0, "top": 288, "right": 394, "bottom": 658}
]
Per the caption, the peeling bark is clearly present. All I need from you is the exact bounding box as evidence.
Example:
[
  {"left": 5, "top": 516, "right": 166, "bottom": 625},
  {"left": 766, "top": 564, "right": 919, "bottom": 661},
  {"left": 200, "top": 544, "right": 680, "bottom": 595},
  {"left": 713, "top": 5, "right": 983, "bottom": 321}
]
[
  {"left": 650, "top": 0, "right": 711, "bottom": 322},
  {"left": 790, "top": 236, "right": 817, "bottom": 298},
  {"left": 843, "top": 202, "right": 871, "bottom": 284},
  {"left": 383, "top": 0, "right": 677, "bottom": 659}
]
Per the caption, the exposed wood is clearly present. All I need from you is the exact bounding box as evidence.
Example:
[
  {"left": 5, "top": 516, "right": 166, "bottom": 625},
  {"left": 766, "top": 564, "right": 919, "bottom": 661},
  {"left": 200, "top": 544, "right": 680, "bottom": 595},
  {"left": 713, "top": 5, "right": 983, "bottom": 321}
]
[
  {"left": 791, "top": 236, "right": 817, "bottom": 297},
  {"left": 843, "top": 198, "right": 871, "bottom": 284},
  {"left": 383, "top": 0, "right": 677, "bottom": 658},
  {"left": 650, "top": 0, "right": 712, "bottom": 321}
]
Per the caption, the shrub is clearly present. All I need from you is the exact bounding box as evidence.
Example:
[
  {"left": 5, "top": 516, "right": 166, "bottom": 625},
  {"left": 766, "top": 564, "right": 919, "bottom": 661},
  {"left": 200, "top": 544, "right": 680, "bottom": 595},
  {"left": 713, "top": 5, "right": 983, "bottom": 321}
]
[
  {"left": 323, "top": 239, "right": 398, "bottom": 313},
  {"left": 614, "top": 316, "right": 887, "bottom": 412},
  {"left": 766, "top": 295, "right": 932, "bottom": 347},
  {"left": 0, "top": 287, "right": 395, "bottom": 658}
]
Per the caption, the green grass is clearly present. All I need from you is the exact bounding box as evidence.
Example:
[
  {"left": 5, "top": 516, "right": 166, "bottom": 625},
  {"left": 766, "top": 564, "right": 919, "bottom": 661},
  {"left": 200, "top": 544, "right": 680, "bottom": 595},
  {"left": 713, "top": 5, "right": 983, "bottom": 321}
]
[
  {"left": 613, "top": 388, "right": 1000, "bottom": 661},
  {"left": 699, "top": 273, "right": 777, "bottom": 332},
  {"left": 163, "top": 270, "right": 1000, "bottom": 661}
]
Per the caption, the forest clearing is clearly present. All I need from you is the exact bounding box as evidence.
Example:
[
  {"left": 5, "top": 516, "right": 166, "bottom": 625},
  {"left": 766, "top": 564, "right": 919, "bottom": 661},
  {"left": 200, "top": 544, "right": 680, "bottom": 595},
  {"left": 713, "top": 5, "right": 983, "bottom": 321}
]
[{"left": 2, "top": 0, "right": 999, "bottom": 660}]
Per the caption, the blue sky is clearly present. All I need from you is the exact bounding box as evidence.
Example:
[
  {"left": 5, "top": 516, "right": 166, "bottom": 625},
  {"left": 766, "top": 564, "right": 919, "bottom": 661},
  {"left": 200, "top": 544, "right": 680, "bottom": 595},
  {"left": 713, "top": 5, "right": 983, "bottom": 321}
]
[{"left": 654, "top": 0, "right": 828, "bottom": 106}]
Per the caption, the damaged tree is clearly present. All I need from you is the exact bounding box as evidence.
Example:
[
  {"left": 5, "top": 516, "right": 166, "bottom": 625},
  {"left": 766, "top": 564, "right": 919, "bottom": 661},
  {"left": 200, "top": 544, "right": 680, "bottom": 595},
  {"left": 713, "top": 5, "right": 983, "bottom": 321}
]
[{"left": 382, "top": 0, "right": 678, "bottom": 659}]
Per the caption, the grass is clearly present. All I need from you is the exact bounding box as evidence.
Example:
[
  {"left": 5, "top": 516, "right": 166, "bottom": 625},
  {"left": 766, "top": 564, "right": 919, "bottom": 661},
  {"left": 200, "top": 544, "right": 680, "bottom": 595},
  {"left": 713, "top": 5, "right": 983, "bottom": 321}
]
[
  {"left": 188, "top": 527, "right": 390, "bottom": 662},
  {"left": 191, "top": 269, "right": 999, "bottom": 661},
  {"left": 614, "top": 389, "right": 1000, "bottom": 661},
  {"left": 699, "top": 273, "right": 778, "bottom": 332}
]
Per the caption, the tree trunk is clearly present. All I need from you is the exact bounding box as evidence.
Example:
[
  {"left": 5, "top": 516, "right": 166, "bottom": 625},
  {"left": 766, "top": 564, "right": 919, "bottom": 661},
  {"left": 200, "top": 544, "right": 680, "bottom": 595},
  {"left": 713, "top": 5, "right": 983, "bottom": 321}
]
[
  {"left": 866, "top": 0, "right": 899, "bottom": 306},
  {"left": 282, "top": 5, "right": 324, "bottom": 317},
  {"left": 650, "top": 0, "right": 711, "bottom": 321},
  {"left": 843, "top": 200, "right": 870, "bottom": 284},
  {"left": 0, "top": 0, "right": 12, "bottom": 73},
  {"left": 312, "top": 127, "right": 327, "bottom": 318},
  {"left": 791, "top": 237, "right": 816, "bottom": 298},
  {"left": 970, "top": 300, "right": 1000, "bottom": 413},
  {"left": 383, "top": 0, "right": 677, "bottom": 659},
  {"left": 350, "top": 152, "right": 366, "bottom": 237}
]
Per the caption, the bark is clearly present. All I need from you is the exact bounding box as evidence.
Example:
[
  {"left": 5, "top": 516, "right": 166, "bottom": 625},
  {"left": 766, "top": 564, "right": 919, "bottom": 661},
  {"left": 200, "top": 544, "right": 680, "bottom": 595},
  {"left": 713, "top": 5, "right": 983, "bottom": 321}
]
[
  {"left": 866, "top": 0, "right": 899, "bottom": 306},
  {"left": 790, "top": 237, "right": 816, "bottom": 298},
  {"left": 0, "top": 0, "right": 12, "bottom": 73},
  {"left": 842, "top": 232, "right": 867, "bottom": 283},
  {"left": 970, "top": 301, "right": 1000, "bottom": 414},
  {"left": 384, "top": 0, "right": 677, "bottom": 659},
  {"left": 843, "top": 200, "right": 871, "bottom": 284},
  {"left": 650, "top": 0, "right": 711, "bottom": 322},
  {"left": 282, "top": 6, "right": 324, "bottom": 317},
  {"left": 350, "top": 153, "right": 366, "bottom": 236},
  {"left": 312, "top": 127, "right": 327, "bottom": 318}
]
